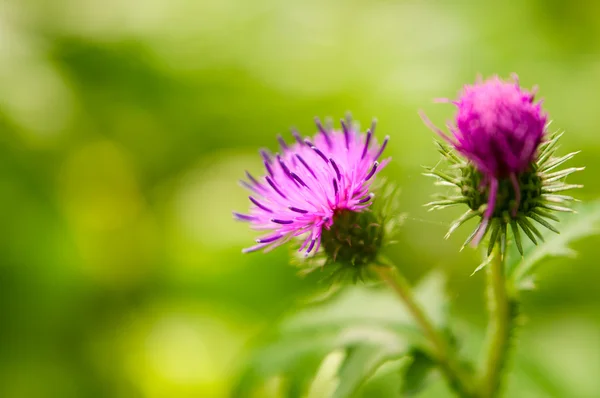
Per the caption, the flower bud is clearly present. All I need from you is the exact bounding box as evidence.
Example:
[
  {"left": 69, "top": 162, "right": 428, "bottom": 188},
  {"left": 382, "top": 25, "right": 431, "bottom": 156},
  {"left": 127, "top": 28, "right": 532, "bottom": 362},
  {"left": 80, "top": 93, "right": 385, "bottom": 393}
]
[{"left": 422, "top": 76, "right": 582, "bottom": 255}]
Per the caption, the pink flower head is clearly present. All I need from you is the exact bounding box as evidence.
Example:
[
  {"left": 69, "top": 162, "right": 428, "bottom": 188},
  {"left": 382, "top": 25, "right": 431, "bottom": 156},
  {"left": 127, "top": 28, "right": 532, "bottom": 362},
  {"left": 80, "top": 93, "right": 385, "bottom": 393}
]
[
  {"left": 234, "top": 116, "right": 390, "bottom": 255},
  {"left": 421, "top": 75, "right": 548, "bottom": 245}
]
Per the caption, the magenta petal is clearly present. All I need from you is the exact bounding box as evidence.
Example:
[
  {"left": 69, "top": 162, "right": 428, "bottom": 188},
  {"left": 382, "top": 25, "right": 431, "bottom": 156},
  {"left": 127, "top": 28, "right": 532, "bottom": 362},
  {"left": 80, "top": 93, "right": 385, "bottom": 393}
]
[{"left": 236, "top": 117, "right": 390, "bottom": 254}]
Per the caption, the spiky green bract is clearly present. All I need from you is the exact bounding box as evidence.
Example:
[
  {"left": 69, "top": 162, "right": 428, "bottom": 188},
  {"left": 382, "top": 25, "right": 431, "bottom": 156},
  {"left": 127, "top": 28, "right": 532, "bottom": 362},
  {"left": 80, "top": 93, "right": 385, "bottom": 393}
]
[
  {"left": 425, "top": 130, "right": 583, "bottom": 257},
  {"left": 321, "top": 209, "right": 383, "bottom": 268},
  {"left": 293, "top": 181, "right": 402, "bottom": 283}
]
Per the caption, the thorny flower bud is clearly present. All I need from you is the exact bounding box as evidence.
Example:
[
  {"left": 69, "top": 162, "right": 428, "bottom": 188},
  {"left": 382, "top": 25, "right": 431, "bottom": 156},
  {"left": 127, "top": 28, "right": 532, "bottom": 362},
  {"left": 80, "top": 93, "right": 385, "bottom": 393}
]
[{"left": 421, "top": 75, "right": 583, "bottom": 255}]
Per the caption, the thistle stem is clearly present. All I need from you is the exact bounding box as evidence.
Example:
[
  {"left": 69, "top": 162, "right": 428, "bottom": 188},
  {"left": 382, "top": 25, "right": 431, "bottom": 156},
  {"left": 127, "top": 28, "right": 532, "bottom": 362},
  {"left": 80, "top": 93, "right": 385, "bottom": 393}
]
[
  {"left": 479, "top": 246, "right": 516, "bottom": 397},
  {"left": 372, "top": 264, "right": 475, "bottom": 397}
]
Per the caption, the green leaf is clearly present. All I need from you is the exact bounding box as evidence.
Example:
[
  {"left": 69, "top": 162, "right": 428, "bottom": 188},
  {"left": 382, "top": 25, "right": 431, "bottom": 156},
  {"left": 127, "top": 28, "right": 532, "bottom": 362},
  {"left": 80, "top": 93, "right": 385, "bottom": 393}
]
[
  {"left": 233, "top": 271, "right": 449, "bottom": 398},
  {"left": 507, "top": 200, "right": 600, "bottom": 289},
  {"left": 333, "top": 343, "right": 400, "bottom": 398},
  {"left": 400, "top": 349, "right": 437, "bottom": 396}
]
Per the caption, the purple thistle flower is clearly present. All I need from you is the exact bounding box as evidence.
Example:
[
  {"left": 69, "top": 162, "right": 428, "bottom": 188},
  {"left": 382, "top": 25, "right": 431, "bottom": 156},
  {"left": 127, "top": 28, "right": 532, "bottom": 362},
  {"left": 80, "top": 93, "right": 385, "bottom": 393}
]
[
  {"left": 234, "top": 116, "right": 390, "bottom": 256},
  {"left": 421, "top": 75, "right": 548, "bottom": 246}
]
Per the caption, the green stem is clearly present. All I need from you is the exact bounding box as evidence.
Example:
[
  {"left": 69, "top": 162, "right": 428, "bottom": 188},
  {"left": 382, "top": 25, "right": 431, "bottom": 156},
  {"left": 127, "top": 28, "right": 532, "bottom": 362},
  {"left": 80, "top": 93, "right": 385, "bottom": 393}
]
[
  {"left": 372, "top": 265, "right": 476, "bottom": 397},
  {"left": 479, "top": 246, "right": 517, "bottom": 397}
]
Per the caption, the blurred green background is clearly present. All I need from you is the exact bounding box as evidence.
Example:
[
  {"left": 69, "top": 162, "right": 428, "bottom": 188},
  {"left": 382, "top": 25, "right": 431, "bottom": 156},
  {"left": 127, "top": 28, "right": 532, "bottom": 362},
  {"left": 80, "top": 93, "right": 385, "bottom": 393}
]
[{"left": 1, "top": 0, "right": 600, "bottom": 396}]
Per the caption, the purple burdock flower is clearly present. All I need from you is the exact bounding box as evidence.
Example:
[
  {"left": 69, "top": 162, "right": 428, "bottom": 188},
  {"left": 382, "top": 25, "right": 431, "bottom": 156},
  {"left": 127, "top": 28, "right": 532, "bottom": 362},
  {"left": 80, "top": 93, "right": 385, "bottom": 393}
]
[
  {"left": 234, "top": 116, "right": 390, "bottom": 258},
  {"left": 421, "top": 75, "right": 548, "bottom": 246}
]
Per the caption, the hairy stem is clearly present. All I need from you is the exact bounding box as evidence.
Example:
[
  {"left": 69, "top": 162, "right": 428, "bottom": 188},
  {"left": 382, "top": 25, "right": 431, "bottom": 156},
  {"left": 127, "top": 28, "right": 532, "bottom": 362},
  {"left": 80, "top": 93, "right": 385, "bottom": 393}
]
[
  {"left": 372, "top": 265, "right": 476, "bottom": 397},
  {"left": 480, "top": 246, "right": 517, "bottom": 397}
]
